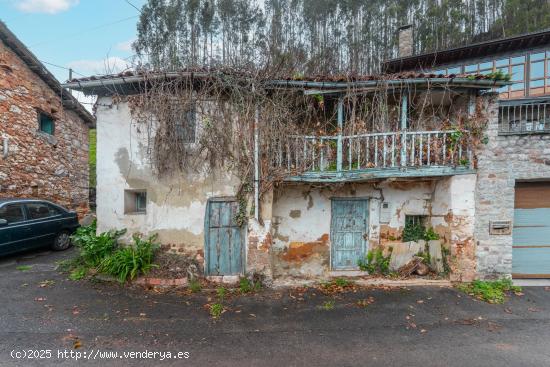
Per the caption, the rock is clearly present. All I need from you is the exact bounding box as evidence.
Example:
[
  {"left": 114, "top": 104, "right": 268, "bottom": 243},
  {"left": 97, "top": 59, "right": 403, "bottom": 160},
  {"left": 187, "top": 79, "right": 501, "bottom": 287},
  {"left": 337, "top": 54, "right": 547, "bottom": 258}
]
[
  {"left": 80, "top": 214, "right": 96, "bottom": 227},
  {"left": 415, "top": 262, "right": 430, "bottom": 276},
  {"left": 389, "top": 241, "right": 422, "bottom": 271},
  {"left": 428, "top": 240, "right": 444, "bottom": 273}
]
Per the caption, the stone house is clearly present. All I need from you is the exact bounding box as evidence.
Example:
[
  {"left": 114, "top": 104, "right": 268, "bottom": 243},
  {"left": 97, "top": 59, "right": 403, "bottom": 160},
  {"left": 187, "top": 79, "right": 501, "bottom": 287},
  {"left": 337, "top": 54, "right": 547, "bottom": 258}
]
[
  {"left": 0, "top": 22, "right": 94, "bottom": 216},
  {"left": 384, "top": 27, "right": 550, "bottom": 279},
  {"left": 64, "top": 69, "right": 511, "bottom": 282}
]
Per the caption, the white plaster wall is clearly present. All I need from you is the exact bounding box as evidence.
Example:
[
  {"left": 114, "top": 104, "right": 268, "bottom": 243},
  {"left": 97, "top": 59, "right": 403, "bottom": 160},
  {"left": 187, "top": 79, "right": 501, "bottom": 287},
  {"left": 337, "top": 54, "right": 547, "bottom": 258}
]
[{"left": 95, "top": 97, "right": 239, "bottom": 251}]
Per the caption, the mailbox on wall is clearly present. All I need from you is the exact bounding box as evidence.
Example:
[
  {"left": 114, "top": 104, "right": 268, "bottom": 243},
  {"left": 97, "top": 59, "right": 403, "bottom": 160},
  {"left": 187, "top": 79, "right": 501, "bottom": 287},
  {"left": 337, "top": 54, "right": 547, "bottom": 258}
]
[{"left": 489, "top": 220, "right": 512, "bottom": 235}]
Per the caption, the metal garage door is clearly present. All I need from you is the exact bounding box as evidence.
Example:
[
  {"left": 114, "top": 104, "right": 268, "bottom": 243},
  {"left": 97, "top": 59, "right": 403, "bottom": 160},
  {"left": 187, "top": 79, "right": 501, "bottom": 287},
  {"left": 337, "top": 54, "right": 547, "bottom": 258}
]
[{"left": 513, "top": 182, "right": 550, "bottom": 278}]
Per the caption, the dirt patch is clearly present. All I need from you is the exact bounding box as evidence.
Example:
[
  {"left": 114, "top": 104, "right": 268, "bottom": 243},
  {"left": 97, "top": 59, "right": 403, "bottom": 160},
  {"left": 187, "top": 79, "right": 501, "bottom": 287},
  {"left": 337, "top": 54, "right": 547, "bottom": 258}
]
[
  {"left": 280, "top": 234, "right": 329, "bottom": 262},
  {"left": 147, "top": 251, "right": 202, "bottom": 279}
]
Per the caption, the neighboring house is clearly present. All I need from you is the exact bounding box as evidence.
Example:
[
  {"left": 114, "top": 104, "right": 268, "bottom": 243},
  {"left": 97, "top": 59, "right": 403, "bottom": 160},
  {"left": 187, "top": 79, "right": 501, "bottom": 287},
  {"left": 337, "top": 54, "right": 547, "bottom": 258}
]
[
  {"left": 384, "top": 27, "right": 550, "bottom": 279},
  {"left": 64, "top": 70, "right": 508, "bottom": 282},
  {"left": 0, "top": 22, "right": 94, "bottom": 216}
]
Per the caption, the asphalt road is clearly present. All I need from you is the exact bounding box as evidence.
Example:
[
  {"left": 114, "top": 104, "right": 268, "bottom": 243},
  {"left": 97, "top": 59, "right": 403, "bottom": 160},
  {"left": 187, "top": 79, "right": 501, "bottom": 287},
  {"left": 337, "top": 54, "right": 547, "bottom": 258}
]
[{"left": 1, "top": 248, "right": 550, "bottom": 367}]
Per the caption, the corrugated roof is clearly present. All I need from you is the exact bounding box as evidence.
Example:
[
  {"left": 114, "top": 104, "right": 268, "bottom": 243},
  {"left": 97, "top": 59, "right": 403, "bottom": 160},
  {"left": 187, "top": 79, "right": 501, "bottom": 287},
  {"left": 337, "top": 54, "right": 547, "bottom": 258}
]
[{"left": 0, "top": 21, "right": 95, "bottom": 127}]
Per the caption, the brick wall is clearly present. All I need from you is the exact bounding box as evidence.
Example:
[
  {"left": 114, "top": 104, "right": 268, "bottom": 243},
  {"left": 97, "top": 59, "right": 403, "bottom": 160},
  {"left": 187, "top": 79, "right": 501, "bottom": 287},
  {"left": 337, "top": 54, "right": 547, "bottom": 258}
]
[
  {"left": 0, "top": 39, "right": 90, "bottom": 216},
  {"left": 475, "top": 94, "right": 550, "bottom": 278}
]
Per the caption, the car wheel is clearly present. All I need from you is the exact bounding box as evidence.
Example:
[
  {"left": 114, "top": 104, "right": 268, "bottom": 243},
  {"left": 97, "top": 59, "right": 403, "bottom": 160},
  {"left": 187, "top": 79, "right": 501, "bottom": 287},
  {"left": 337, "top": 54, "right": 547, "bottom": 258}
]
[{"left": 51, "top": 231, "right": 72, "bottom": 251}]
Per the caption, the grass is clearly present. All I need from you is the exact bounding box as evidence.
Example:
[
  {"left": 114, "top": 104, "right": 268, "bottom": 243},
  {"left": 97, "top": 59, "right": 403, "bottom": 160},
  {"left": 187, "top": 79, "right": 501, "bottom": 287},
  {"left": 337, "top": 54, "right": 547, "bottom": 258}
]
[
  {"left": 210, "top": 303, "right": 224, "bottom": 318},
  {"left": 69, "top": 267, "right": 88, "bottom": 281},
  {"left": 238, "top": 277, "right": 262, "bottom": 293},
  {"left": 189, "top": 279, "right": 202, "bottom": 293},
  {"left": 16, "top": 265, "right": 32, "bottom": 271},
  {"left": 457, "top": 279, "right": 521, "bottom": 304},
  {"left": 319, "top": 300, "right": 335, "bottom": 311},
  {"left": 216, "top": 286, "right": 227, "bottom": 301}
]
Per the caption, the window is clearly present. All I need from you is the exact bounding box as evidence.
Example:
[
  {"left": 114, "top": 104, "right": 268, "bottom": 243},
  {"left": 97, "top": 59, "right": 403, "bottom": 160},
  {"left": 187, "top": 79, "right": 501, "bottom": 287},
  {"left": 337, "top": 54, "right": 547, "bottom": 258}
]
[
  {"left": 447, "top": 66, "right": 461, "bottom": 74},
  {"left": 26, "top": 202, "right": 54, "bottom": 220},
  {"left": 173, "top": 105, "right": 196, "bottom": 144},
  {"left": 529, "top": 50, "right": 550, "bottom": 95},
  {"left": 38, "top": 112, "right": 55, "bottom": 135},
  {"left": 0, "top": 204, "right": 25, "bottom": 224},
  {"left": 124, "top": 190, "right": 147, "bottom": 214},
  {"left": 405, "top": 215, "right": 426, "bottom": 227}
]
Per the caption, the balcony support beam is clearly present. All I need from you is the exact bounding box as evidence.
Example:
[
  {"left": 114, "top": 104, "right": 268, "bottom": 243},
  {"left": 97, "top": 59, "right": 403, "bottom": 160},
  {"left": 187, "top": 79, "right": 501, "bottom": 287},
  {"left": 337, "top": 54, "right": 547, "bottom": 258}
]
[
  {"left": 337, "top": 96, "right": 344, "bottom": 175},
  {"left": 400, "top": 91, "right": 408, "bottom": 167}
]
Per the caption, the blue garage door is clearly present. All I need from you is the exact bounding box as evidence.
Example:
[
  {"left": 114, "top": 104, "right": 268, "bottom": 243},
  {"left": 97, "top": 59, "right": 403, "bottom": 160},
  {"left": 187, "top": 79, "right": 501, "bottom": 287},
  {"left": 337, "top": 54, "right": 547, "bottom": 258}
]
[
  {"left": 331, "top": 198, "right": 368, "bottom": 270},
  {"left": 205, "top": 199, "right": 244, "bottom": 276},
  {"left": 513, "top": 183, "right": 550, "bottom": 278}
]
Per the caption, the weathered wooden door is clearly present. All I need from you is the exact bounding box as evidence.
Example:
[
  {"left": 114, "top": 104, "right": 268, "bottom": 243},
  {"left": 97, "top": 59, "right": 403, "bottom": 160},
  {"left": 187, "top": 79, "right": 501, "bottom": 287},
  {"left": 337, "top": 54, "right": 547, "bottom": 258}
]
[
  {"left": 331, "top": 198, "right": 368, "bottom": 270},
  {"left": 513, "top": 182, "right": 550, "bottom": 278},
  {"left": 205, "top": 199, "right": 244, "bottom": 275}
]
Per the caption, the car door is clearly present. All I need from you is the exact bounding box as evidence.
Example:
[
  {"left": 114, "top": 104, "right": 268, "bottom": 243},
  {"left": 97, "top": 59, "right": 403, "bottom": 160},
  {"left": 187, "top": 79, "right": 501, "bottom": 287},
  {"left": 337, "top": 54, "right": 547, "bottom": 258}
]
[
  {"left": 24, "top": 202, "right": 60, "bottom": 248},
  {"left": 0, "top": 203, "right": 31, "bottom": 255}
]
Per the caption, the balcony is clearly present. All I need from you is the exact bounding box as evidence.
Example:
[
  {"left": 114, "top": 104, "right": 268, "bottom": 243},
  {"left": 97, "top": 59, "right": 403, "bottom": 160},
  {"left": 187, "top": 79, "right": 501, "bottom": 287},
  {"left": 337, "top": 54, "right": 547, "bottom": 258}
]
[
  {"left": 499, "top": 101, "right": 550, "bottom": 135},
  {"left": 274, "top": 130, "right": 474, "bottom": 182}
]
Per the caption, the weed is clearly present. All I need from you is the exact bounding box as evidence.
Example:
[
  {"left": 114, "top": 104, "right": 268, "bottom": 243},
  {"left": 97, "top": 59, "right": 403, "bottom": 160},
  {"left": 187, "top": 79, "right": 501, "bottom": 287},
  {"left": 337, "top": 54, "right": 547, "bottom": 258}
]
[
  {"left": 71, "top": 221, "right": 126, "bottom": 267},
  {"left": 358, "top": 248, "right": 391, "bottom": 275},
  {"left": 424, "top": 227, "right": 440, "bottom": 241},
  {"left": 189, "top": 279, "right": 202, "bottom": 293},
  {"left": 69, "top": 267, "right": 87, "bottom": 281},
  {"left": 457, "top": 279, "right": 521, "bottom": 304},
  {"left": 99, "top": 234, "right": 158, "bottom": 283},
  {"left": 334, "top": 278, "right": 351, "bottom": 287},
  {"left": 356, "top": 297, "right": 375, "bottom": 309},
  {"left": 402, "top": 222, "right": 426, "bottom": 242},
  {"left": 319, "top": 300, "right": 335, "bottom": 310},
  {"left": 16, "top": 265, "right": 32, "bottom": 271},
  {"left": 238, "top": 277, "right": 262, "bottom": 293},
  {"left": 210, "top": 303, "right": 224, "bottom": 318},
  {"left": 216, "top": 286, "right": 227, "bottom": 301}
]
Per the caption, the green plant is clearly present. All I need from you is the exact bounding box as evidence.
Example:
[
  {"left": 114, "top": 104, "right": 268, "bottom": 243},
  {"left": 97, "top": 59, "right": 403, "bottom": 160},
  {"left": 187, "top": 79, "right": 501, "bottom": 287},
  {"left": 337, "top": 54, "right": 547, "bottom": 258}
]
[
  {"left": 216, "top": 286, "right": 227, "bottom": 301},
  {"left": 71, "top": 221, "right": 126, "bottom": 267},
  {"left": 333, "top": 278, "right": 351, "bottom": 287},
  {"left": 459, "top": 158, "right": 470, "bottom": 166},
  {"left": 319, "top": 300, "right": 335, "bottom": 310},
  {"left": 99, "top": 234, "right": 158, "bottom": 283},
  {"left": 189, "top": 279, "right": 202, "bottom": 293},
  {"left": 358, "top": 248, "right": 391, "bottom": 275},
  {"left": 69, "top": 267, "right": 87, "bottom": 281},
  {"left": 417, "top": 251, "right": 431, "bottom": 265},
  {"left": 441, "top": 246, "right": 451, "bottom": 275},
  {"left": 210, "top": 303, "right": 224, "bottom": 318},
  {"left": 16, "top": 265, "right": 32, "bottom": 271},
  {"left": 457, "top": 279, "right": 521, "bottom": 304},
  {"left": 424, "top": 227, "right": 440, "bottom": 241},
  {"left": 402, "top": 222, "right": 426, "bottom": 242}
]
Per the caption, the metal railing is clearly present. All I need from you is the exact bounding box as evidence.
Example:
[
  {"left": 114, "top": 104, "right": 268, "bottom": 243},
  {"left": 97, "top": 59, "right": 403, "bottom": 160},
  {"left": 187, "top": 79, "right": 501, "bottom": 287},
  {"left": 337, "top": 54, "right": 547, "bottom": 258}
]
[
  {"left": 275, "top": 130, "right": 472, "bottom": 174},
  {"left": 499, "top": 102, "right": 550, "bottom": 134}
]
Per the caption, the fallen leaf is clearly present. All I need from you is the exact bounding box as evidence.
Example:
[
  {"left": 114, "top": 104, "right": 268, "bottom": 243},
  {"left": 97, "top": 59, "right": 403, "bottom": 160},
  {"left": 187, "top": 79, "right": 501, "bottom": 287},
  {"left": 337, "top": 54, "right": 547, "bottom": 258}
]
[
  {"left": 416, "top": 300, "right": 424, "bottom": 304},
  {"left": 73, "top": 340, "right": 82, "bottom": 349},
  {"left": 420, "top": 329, "right": 427, "bottom": 333},
  {"left": 34, "top": 297, "right": 46, "bottom": 302},
  {"left": 514, "top": 292, "right": 524, "bottom": 296},
  {"left": 139, "top": 313, "right": 147, "bottom": 317},
  {"left": 504, "top": 308, "right": 513, "bottom": 314},
  {"left": 528, "top": 307, "right": 541, "bottom": 313},
  {"left": 249, "top": 313, "right": 256, "bottom": 318}
]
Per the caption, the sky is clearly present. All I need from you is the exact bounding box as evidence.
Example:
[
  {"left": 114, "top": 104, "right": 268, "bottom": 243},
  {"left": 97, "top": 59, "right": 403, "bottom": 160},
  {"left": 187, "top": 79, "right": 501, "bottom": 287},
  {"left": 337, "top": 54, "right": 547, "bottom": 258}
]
[{"left": 0, "top": 0, "right": 147, "bottom": 82}]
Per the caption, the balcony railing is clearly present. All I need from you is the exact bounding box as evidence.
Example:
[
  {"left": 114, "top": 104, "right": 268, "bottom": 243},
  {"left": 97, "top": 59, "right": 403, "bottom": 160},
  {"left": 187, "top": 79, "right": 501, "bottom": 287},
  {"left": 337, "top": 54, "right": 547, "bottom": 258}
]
[
  {"left": 274, "top": 130, "right": 473, "bottom": 180},
  {"left": 499, "top": 102, "right": 550, "bottom": 134}
]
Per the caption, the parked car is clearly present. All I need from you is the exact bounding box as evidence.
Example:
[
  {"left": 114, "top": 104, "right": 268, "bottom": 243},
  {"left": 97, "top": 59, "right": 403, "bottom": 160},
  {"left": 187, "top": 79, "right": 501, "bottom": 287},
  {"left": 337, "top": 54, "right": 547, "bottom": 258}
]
[{"left": 0, "top": 198, "right": 80, "bottom": 256}]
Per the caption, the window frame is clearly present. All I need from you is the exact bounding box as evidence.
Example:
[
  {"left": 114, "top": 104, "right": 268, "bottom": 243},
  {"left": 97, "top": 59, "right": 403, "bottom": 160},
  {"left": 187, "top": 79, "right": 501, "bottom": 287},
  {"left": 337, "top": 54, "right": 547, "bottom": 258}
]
[
  {"left": 0, "top": 203, "right": 27, "bottom": 225},
  {"left": 37, "top": 110, "right": 55, "bottom": 135},
  {"left": 124, "top": 189, "right": 147, "bottom": 214},
  {"left": 25, "top": 202, "right": 56, "bottom": 221}
]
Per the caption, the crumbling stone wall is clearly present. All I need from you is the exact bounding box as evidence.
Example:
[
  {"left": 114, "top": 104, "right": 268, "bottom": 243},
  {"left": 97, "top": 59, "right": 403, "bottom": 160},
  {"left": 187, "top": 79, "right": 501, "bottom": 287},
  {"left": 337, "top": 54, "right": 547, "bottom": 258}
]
[
  {"left": 475, "top": 94, "right": 550, "bottom": 279},
  {"left": 0, "top": 39, "right": 89, "bottom": 215}
]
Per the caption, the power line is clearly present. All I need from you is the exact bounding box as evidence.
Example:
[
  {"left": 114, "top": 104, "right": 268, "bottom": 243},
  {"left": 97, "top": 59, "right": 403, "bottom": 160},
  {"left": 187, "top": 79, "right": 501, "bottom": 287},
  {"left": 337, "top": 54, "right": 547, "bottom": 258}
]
[
  {"left": 123, "top": 0, "right": 142, "bottom": 13},
  {"left": 38, "top": 60, "right": 86, "bottom": 77}
]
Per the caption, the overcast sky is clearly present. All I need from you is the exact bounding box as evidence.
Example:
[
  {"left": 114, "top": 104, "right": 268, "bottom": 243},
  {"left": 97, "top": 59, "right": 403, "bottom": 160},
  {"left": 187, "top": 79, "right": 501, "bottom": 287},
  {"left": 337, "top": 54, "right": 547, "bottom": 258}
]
[{"left": 0, "top": 0, "right": 147, "bottom": 82}]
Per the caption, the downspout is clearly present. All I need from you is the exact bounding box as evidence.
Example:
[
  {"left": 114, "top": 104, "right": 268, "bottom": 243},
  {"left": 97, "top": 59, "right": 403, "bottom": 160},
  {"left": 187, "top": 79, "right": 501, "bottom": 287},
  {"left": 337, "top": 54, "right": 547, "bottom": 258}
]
[{"left": 254, "top": 99, "right": 260, "bottom": 221}]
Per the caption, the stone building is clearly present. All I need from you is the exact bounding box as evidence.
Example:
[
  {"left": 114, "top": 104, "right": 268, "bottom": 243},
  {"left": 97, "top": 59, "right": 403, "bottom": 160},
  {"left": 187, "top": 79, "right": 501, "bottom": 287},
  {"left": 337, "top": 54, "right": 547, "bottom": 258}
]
[
  {"left": 0, "top": 22, "right": 94, "bottom": 216},
  {"left": 64, "top": 70, "right": 508, "bottom": 282},
  {"left": 384, "top": 27, "right": 550, "bottom": 279}
]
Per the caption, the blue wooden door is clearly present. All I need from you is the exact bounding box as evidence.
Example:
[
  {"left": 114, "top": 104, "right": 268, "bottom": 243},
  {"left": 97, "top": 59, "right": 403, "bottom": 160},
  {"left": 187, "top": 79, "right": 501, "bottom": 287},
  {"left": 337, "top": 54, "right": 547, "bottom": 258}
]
[
  {"left": 513, "top": 183, "right": 550, "bottom": 278},
  {"left": 205, "top": 200, "right": 244, "bottom": 276},
  {"left": 331, "top": 199, "right": 368, "bottom": 270}
]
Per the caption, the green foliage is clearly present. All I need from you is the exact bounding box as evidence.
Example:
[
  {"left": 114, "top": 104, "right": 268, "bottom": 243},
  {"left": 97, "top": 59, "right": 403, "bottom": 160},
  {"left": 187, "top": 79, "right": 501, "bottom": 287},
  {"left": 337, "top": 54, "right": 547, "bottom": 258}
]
[
  {"left": 99, "top": 234, "right": 159, "bottom": 283},
  {"left": 424, "top": 227, "right": 440, "bottom": 241},
  {"left": 319, "top": 300, "right": 335, "bottom": 311},
  {"left": 216, "top": 286, "right": 227, "bottom": 301},
  {"left": 417, "top": 251, "right": 431, "bottom": 265},
  {"left": 402, "top": 222, "right": 426, "bottom": 242},
  {"left": 69, "top": 267, "right": 87, "bottom": 281},
  {"left": 485, "top": 70, "right": 511, "bottom": 81},
  {"left": 239, "top": 277, "right": 261, "bottom": 293},
  {"left": 16, "top": 265, "right": 32, "bottom": 271},
  {"left": 457, "top": 279, "right": 521, "bottom": 304},
  {"left": 358, "top": 248, "right": 391, "bottom": 275},
  {"left": 71, "top": 221, "right": 126, "bottom": 267},
  {"left": 210, "top": 303, "right": 224, "bottom": 318},
  {"left": 333, "top": 278, "right": 351, "bottom": 287},
  {"left": 189, "top": 279, "right": 202, "bottom": 293}
]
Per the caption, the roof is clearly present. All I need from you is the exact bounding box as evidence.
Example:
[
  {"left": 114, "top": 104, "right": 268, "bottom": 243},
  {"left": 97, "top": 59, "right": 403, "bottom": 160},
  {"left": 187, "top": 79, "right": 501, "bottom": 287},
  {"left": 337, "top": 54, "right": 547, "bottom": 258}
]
[
  {"left": 0, "top": 21, "right": 95, "bottom": 127},
  {"left": 62, "top": 69, "right": 510, "bottom": 96},
  {"left": 383, "top": 28, "right": 550, "bottom": 73}
]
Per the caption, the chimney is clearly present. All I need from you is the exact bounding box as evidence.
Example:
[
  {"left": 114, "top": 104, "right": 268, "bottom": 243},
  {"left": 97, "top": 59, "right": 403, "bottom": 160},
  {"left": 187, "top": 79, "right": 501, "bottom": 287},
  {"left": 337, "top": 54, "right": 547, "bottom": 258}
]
[{"left": 398, "top": 25, "right": 413, "bottom": 58}]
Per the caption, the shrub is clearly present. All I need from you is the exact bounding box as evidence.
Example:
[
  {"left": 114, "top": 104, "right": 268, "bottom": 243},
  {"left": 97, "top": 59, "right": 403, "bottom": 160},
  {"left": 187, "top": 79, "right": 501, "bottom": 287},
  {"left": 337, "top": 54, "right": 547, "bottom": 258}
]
[
  {"left": 71, "top": 221, "right": 126, "bottom": 267},
  {"left": 99, "top": 234, "right": 159, "bottom": 283},
  {"left": 358, "top": 248, "right": 391, "bottom": 275}
]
